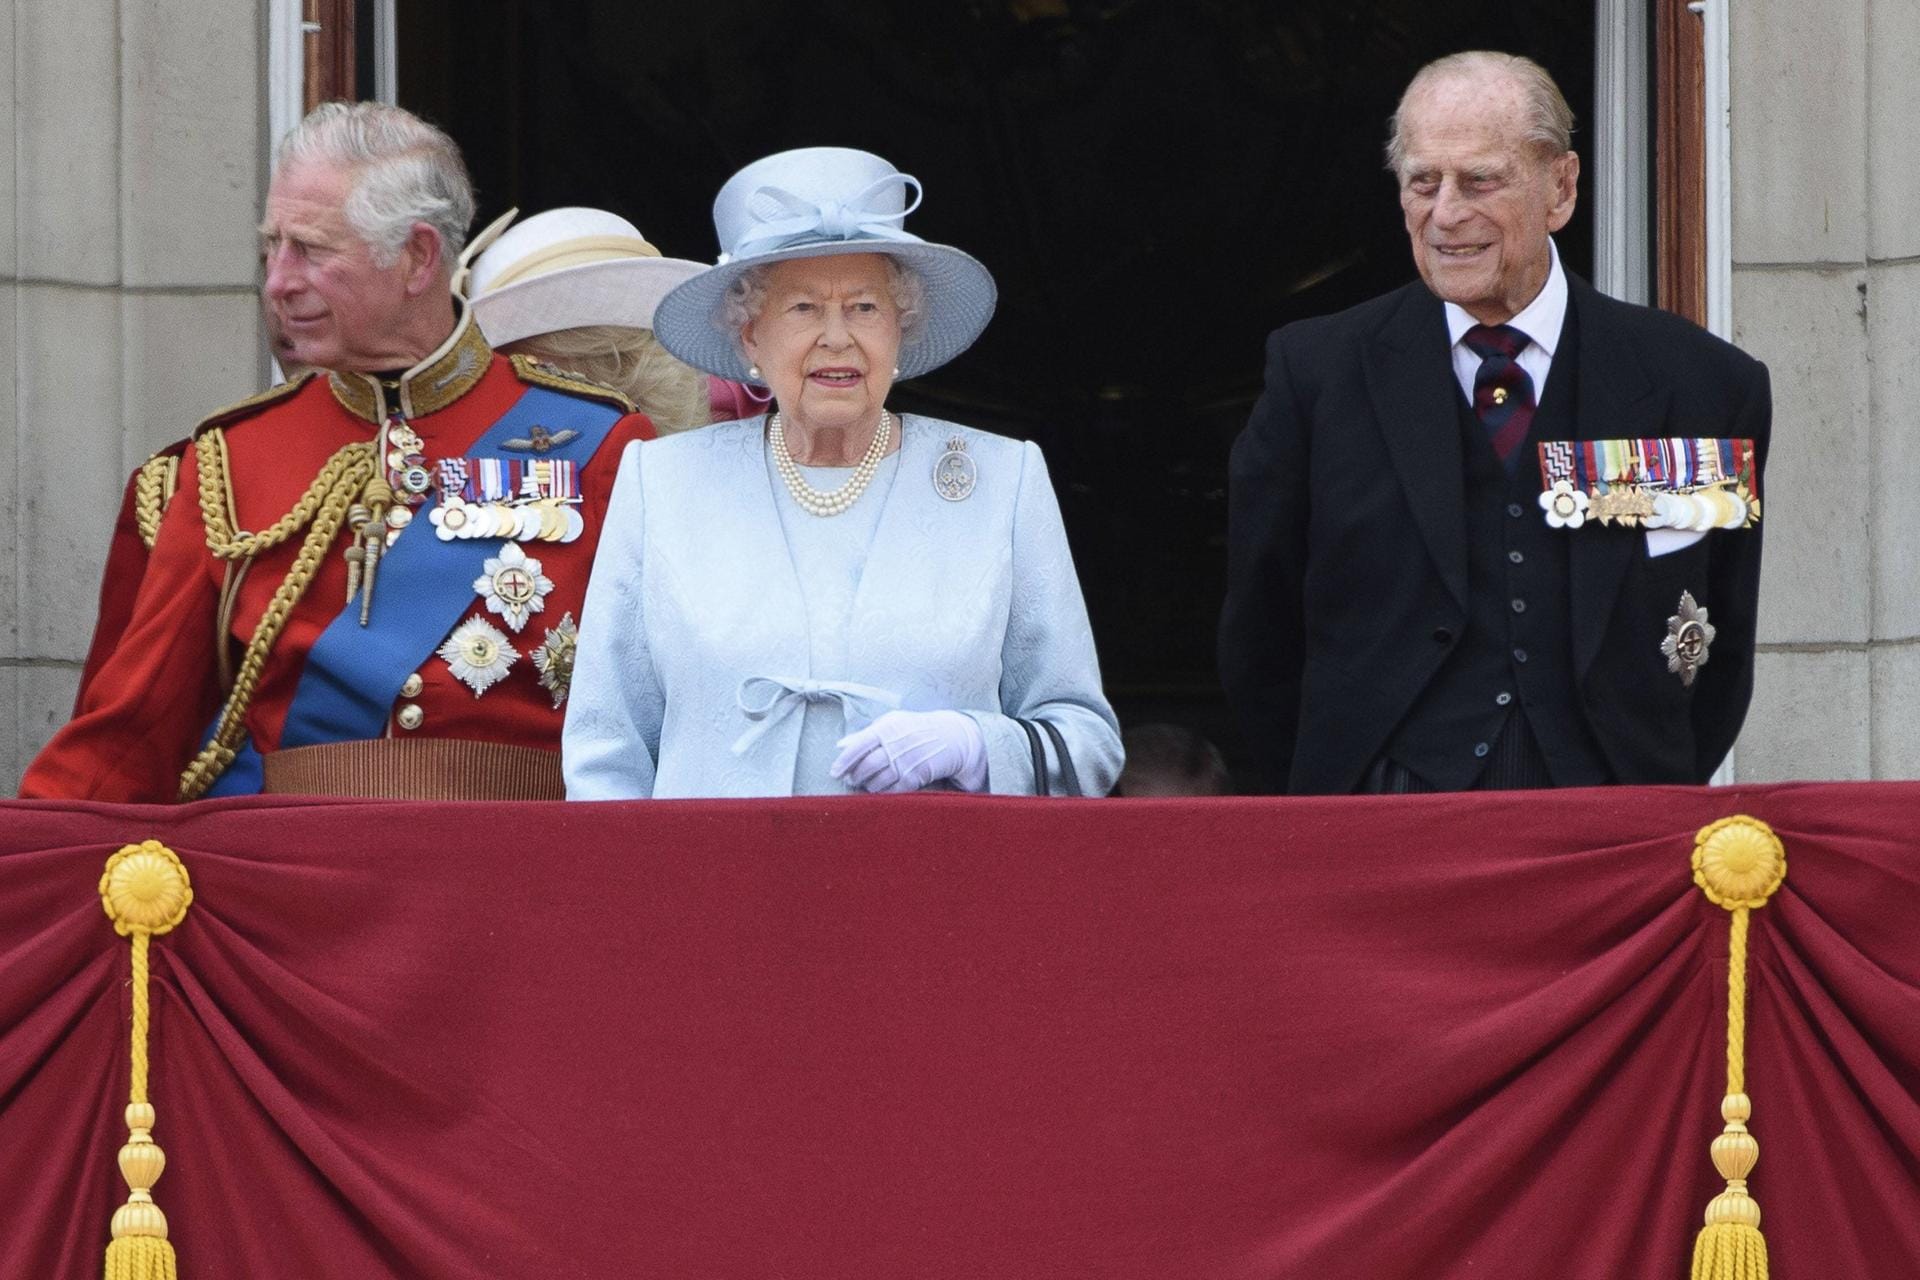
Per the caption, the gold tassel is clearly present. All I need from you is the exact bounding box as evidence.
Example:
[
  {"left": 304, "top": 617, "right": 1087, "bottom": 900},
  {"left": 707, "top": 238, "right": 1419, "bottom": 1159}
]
[
  {"left": 1688, "top": 816, "right": 1787, "bottom": 1280},
  {"left": 99, "top": 841, "right": 195, "bottom": 1280}
]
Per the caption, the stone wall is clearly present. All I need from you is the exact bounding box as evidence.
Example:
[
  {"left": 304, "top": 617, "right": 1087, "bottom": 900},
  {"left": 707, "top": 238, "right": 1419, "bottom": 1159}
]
[
  {"left": 2, "top": 0, "right": 267, "bottom": 786},
  {"left": 1728, "top": 0, "right": 1918, "bottom": 779}
]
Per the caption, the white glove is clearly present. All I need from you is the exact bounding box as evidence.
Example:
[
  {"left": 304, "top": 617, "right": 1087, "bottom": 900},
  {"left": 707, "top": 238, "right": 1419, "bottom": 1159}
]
[{"left": 830, "top": 709, "right": 988, "bottom": 794}]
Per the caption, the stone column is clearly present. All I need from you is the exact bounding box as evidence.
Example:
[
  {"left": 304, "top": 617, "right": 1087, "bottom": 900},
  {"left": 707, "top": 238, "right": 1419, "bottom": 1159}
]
[
  {"left": 3, "top": 0, "right": 268, "bottom": 789},
  {"left": 1728, "top": 0, "right": 1915, "bottom": 778}
]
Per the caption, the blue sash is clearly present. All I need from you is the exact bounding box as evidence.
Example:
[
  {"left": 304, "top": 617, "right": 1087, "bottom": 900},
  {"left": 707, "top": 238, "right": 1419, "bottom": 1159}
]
[
  {"left": 202, "top": 724, "right": 264, "bottom": 798},
  {"left": 271, "top": 386, "right": 623, "bottom": 749}
]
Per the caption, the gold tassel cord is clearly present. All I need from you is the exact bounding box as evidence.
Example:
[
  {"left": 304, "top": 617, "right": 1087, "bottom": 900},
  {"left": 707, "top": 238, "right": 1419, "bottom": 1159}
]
[
  {"left": 99, "top": 841, "right": 195, "bottom": 1280},
  {"left": 1688, "top": 815, "right": 1788, "bottom": 1280},
  {"left": 179, "top": 435, "right": 377, "bottom": 799}
]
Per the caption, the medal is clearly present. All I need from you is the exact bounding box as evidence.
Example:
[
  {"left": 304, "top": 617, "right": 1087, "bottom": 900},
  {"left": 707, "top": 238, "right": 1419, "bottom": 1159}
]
[
  {"left": 1537, "top": 479, "right": 1589, "bottom": 529},
  {"left": 1538, "top": 438, "right": 1761, "bottom": 531},
  {"left": 934, "top": 434, "right": 976, "bottom": 502},
  {"left": 382, "top": 418, "right": 432, "bottom": 514},
  {"left": 433, "top": 456, "right": 584, "bottom": 542},
  {"left": 429, "top": 501, "right": 474, "bottom": 540},
  {"left": 1661, "top": 590, "right": 1716, "bottom": 687},
  {"left": 532, "top": 612, "right": 578, "bottom": 709},
  {"left": 438, "top": 617, "right": 519, "bottom": 697},
  {"left": 474, "top": 541, "right": 553, "bottom": 632}
]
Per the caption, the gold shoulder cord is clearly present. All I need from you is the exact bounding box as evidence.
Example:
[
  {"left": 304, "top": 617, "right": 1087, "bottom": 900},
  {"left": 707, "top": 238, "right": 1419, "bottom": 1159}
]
[
  {"left": 132, "top": 455, "right": 181, "bottom": 551},
  {"left": 180, "top": 429, "right": 377, "bottom": 800},
  {"left": 508, "top": 352, "right": 638, "bottom": 413}
]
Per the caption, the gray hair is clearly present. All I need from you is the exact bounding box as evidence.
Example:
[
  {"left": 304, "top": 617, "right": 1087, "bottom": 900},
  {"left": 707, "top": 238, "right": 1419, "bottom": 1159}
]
[
  {"left": 276, "top": 102, "right": 475, "bottom": 269},
  {"left": 1384, "top": 52, "right": 1575, "bottom": 175},
  {"left": 720, "top": 255, "right": 929, "bottom": 359}
]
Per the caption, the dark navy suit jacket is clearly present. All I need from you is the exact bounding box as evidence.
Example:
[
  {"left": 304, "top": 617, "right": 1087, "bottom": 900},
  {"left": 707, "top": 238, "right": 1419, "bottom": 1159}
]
[{"left": 1219, "top": 275, "right": 1772, "bottom": 795}]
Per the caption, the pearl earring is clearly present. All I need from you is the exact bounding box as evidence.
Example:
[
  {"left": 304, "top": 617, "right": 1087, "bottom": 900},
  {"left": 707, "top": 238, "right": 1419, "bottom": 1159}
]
[
  {"left": 748, "top": 365, "right": 761, "bottom": 381},
  {"left": 892, "top": 365, "right": 901, "bottom": 377}
]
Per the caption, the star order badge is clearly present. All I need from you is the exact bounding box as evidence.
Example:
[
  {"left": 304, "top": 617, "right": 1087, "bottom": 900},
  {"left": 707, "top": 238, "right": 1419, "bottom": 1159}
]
[
  {"left": 438, "top": 617, "right": 519, "bottom": 697},
  {"left": 1661, "top": 590, "right": 1716, "bottom": 687},
  {"left": 474, "top": 541, "right": 553, "bottom": 632},
  {"left": 532, "top": 612, "right": 578, "bottom": 709}
]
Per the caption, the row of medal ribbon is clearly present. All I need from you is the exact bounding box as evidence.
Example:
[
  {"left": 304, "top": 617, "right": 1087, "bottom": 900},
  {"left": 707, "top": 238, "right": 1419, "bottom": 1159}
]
[
  {"left": 1535, "top": 436, "right": 1760, "bottom": 531},
  {"left": 425, "top": 456, "right": 585, "bottom": 543}
]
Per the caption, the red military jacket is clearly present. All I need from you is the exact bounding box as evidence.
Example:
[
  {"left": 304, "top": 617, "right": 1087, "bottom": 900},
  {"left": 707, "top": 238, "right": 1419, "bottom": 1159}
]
[
  {"left": 74, "top": 443, "right": 190, "bottom": 710},
  {"left": 23, "top": 315, "right": 652, "bottom": 802}
]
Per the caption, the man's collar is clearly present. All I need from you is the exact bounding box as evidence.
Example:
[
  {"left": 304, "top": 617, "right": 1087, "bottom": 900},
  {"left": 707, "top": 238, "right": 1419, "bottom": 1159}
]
[
  {"left": 1444, "top": 237, "right": 1567, "bottom": 353},
  {"left": 328, "top": 299, "right": 493, "bottom": 424}
]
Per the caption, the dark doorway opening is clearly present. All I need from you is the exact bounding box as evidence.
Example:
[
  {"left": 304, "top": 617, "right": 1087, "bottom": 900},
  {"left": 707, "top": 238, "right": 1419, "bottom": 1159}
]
[{"left": 397, "top": 1, "right": 1596, "bottom": 779}]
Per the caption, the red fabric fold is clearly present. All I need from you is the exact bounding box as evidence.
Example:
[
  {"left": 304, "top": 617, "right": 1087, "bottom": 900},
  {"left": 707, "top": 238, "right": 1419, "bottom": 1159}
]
[{"left": 1, "top": 783, "right": 1916, "bottom": 1278}]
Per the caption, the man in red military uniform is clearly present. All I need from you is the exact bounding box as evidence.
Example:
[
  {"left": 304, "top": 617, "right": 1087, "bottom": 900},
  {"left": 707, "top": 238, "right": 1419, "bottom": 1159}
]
[{"left": 23, "top": 102, "right": 651, "bottom": 802}]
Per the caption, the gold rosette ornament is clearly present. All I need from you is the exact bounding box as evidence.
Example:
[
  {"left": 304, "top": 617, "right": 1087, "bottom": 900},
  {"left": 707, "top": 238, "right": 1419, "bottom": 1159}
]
[
  {"left": 1687, "top": 816, "right": 1787, "bottom": 1280},
  {"left": 98, "top": 840, "right": 194, "bottom": 1279}
]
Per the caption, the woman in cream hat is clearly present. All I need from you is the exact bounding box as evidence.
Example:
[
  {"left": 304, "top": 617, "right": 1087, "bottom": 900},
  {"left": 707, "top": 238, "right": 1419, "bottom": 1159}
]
[
  {"left": 562, "top": 146, "right": 1122, "bottom": 798},
  {"left": 468, "top": 207, "right": 714, "bottom": 432}
]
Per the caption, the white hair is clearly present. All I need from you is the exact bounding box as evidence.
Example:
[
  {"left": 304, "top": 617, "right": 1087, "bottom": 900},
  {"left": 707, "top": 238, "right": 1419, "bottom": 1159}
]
[
  {"left": 276, "top": 101, "right": 475, "bottom": 269},
  {"left": 1384, "top": 51, "right": 1575, "bottom": 176},
  {"left": 719, "top": 255, "right": 928, "bottom": 358}
]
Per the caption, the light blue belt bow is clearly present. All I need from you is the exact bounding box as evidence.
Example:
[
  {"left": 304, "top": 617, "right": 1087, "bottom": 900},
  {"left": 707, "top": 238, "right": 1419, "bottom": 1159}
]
[{"left": 731, "top": 676, "right": 902, "bottom": 755}]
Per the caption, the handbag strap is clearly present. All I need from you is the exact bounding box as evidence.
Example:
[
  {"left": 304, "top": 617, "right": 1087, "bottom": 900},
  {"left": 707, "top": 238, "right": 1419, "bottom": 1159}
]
[
  {"left": 1017, "top": 718, "right": 1051, "bottom": 797},
  {"left": 1034, "top": 718, "right": 1083, "bottom": 798}
]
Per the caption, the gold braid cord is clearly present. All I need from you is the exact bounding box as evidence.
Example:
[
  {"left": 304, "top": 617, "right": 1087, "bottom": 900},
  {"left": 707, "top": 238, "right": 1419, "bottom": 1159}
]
[
  {"left": 132, "top": 455, "right": 180, "bottom": 551},
  {"left": 180, "top": 431, "right": 377, "bottom": 800},
  {"left": 1688, "top": 815, "right": 1788, "bottom": 1280},
  {"left": 99, "top": 841, "right": 194, "bottom": 1280}
]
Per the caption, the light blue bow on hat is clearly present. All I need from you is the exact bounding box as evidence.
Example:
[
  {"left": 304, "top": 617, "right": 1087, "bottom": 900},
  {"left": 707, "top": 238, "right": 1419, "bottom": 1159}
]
[{"left": 722, "top": 173, "right": 926, "bottom": 264}]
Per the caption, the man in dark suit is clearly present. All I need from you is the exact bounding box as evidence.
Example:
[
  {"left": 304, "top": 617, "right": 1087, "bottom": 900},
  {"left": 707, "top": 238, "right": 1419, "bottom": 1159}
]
[{"left": 1219, "top": 51, "right": 1770, "bottom": 795}]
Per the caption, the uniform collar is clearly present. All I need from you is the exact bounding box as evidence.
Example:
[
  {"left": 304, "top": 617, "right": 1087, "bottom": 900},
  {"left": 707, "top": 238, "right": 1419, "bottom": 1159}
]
[
  {"left": 328, "top": 299, "right": 494, "bottom": 424},
  {"left": 1443, "top": 236, "right": 1567, "bottom": 354}
]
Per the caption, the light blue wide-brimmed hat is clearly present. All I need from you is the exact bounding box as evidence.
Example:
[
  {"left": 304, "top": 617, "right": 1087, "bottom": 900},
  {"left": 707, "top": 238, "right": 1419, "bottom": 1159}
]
[{"left": 651, "top": 146, "right": 998, "bottom": 383}]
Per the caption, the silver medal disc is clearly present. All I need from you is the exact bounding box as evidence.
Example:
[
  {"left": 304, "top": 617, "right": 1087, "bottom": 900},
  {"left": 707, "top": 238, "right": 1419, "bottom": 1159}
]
[{"left": 933, "top": 436, "right": 977, "bottom": 502}]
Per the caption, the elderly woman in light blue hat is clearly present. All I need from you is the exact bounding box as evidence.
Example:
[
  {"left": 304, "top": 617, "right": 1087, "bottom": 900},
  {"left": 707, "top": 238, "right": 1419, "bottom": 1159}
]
[{"left": 562, "top": 146, "right": 1122, "bottom": 798}]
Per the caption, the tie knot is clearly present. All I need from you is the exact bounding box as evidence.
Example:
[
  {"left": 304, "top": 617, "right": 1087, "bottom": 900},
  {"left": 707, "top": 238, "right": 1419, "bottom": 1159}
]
[{"left": 1463, "top": 323, "right": 1529, "bottom": 361}]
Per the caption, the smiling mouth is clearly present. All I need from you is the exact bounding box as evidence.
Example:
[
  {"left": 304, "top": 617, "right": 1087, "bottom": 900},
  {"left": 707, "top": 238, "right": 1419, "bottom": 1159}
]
[
  {"left": 808, "top": 369, "right": 863, "bottom": 385},
  {"left": 1434, "top": 244, "right": 1491, "bottom": 258}
]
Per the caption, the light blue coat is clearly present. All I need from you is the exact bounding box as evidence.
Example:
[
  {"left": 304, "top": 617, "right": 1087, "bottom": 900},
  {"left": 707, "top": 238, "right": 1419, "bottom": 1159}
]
[{"left": 562, "top": 415, "right": 1123, "bottom": 798}]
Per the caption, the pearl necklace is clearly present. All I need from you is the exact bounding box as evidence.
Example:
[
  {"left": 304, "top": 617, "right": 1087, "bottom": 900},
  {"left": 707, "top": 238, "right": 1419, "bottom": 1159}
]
[{"left": 768, "top": 410, "right": 893, "bottom": 517}]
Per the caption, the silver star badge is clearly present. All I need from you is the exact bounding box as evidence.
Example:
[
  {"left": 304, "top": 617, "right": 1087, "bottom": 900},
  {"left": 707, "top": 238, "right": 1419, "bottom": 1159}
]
[
  {"left": 473, "top": 541, "right": 553, "bottom": 632},
  {"left": 438, "top": 617, "right": 520, "bottom": 697},
  {"left": 1661, "top": 590, "right": 1716, "bottom": 687}
]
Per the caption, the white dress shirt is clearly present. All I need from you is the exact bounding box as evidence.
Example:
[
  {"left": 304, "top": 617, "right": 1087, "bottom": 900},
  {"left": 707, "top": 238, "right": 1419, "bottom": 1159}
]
[{"left": 1445, "top": 237, "right": 1568, "bottom": 406}]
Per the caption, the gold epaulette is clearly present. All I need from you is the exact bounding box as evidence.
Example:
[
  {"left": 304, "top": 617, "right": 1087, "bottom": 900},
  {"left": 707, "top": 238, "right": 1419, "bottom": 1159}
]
[
  {"left": 508, "top": 353, "right": 638, "bottom": 413},
  {"left": 132, "top": 450, "right": 183, "bottom": 550},
  {"left": 190, "top": 371, "right": 318, "bottom": 438}
]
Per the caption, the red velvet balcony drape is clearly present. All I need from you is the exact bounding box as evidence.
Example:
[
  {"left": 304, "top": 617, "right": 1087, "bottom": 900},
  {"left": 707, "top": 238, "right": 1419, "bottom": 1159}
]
[{"left": 2, "top": 783, "right": 1916, "bottom": 1279}]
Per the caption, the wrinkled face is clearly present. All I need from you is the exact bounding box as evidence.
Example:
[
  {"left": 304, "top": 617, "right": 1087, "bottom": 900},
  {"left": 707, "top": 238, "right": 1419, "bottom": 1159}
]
[
  {"left": 740, "top": 254, "right": 902, "bottom": 437},
  {"left": 1397, "top": 74, "right": 1579, "bottom": 325},
  {"left": 259, "top": 161, "right": 418, "bottom": 371}
]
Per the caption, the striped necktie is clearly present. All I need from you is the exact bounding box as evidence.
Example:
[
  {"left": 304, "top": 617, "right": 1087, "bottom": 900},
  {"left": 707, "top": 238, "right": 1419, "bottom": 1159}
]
[{"left": 1462, "top": 323, "right": 1535, "bottom": 470}]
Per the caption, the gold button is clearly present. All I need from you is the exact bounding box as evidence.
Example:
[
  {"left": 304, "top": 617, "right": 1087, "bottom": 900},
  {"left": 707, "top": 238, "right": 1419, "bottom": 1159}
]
[
  {"left": 400, "top": 673, "right": 424, "bottom": 698},
  {"left": 396, "top": 703, "right": 425, "bottom": 731}
]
